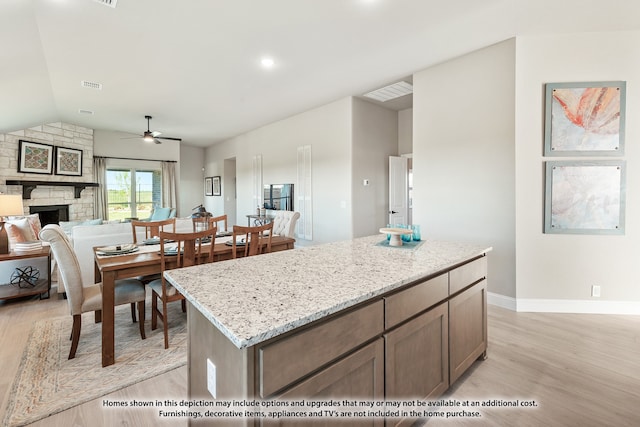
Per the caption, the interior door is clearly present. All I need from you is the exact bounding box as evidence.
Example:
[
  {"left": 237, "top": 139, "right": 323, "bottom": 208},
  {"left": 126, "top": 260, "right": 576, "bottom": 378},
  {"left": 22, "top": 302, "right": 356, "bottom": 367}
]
[{"left": 388, "top": 156, "right": 408, "bottom": 226}]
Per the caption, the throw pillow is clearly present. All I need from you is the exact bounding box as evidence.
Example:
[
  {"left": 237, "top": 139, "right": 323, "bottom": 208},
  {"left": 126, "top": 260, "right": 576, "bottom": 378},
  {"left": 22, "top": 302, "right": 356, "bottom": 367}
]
[
  {"left": 7, "top": 214, "right": 42, "bottom": 240},
  {"left": 59, "top": 221, "right": 82, "bottom": 236},
  {"left": 5, "top": 218, "right": 37, "bottom": 245}
]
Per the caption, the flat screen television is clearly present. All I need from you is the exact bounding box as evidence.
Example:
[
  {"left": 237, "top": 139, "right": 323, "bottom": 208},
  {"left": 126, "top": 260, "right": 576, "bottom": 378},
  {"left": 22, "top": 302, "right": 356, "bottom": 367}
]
[{"left": 263, "top": 184, "right": 294, "bottom": 211}]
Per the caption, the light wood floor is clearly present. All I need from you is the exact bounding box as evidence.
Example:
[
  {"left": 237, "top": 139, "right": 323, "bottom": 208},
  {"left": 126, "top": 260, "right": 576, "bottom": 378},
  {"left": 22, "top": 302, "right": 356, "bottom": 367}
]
[{"left": 1, "top": 288, "right": 639, "bottom": 426}]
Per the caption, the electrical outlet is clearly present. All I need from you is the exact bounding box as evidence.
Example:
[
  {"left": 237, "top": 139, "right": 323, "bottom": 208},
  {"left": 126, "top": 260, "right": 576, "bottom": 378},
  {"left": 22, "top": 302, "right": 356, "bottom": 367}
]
[
  {"left": 591, "top": 285, "right": 601, "bottom": 298},
  {"left": 207, "top": 358, "right": 217, "bottom": 398}
]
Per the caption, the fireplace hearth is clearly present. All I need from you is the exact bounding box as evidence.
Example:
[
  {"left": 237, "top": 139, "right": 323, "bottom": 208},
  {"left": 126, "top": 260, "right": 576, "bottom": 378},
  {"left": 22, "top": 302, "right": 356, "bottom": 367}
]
[{"left": 30, "top": 205, "right": 70, "bottom": 227}]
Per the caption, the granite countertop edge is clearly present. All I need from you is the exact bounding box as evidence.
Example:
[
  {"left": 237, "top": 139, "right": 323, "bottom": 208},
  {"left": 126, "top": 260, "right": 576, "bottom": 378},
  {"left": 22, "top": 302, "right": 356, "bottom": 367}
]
[{"left": 165, "top": 235, "right": 492, "bottom": 349}]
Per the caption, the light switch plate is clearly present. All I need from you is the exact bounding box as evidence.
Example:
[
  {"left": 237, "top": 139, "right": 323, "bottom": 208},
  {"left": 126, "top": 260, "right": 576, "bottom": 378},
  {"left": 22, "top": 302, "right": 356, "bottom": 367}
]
[{"left": 207, "top": 358, "right": 217, "bottom": 398}]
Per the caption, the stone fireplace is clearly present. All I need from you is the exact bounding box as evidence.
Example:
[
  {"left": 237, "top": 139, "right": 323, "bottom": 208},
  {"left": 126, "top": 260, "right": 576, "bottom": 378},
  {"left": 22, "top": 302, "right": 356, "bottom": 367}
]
[
  {"left": 29, "top": 205, "right": 70, "bottom": 226},
  {"left": 0, "top": 122, "right": 95, "bottom": 222}
]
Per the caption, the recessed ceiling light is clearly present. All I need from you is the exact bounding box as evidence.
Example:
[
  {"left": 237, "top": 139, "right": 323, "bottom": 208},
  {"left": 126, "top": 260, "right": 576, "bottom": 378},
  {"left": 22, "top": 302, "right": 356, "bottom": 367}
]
[{"left": 261, "top": 57, "right": 275, "bottom": 68}]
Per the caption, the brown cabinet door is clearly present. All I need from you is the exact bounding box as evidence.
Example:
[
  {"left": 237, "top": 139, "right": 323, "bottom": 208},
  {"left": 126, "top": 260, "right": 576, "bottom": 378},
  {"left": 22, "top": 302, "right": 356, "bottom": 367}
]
[
  {"left": 384, "top": 302, "right": 449, "bottom": 427},
  {"left": 449, "top": 279, "right": 487, "bottom": 384},
  {"left": 265, "top": 338, "right": 385, "bottom": 427}
]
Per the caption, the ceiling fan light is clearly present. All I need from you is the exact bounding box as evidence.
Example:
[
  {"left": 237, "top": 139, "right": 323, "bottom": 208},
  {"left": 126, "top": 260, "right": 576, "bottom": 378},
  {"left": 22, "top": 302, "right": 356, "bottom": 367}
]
[{"left": 143, "top": 132, "right": 154, "bottom": 142}]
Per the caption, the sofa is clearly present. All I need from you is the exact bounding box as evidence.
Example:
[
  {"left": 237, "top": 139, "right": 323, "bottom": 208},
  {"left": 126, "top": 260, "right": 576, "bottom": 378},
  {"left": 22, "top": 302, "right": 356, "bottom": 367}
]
[{"left": 60, "top": 218, "right": 193, "bottom": 294}]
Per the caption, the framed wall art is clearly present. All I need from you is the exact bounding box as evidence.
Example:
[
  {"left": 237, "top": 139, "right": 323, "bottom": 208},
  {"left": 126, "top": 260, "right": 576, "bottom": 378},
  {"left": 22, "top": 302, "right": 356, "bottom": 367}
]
[
  {"left": 55, "top": 146, "right": 83, "bottom": 176},
  {"left": 544, "top": 81, "right": 626, "bottom": 156},
  {"left": 18, "top": 140, "right": 54, "bottom": 174},
  {"left": 544, "top": 160, "right": 625, "bottom": 235},
  {"left": 212, "top": 176, "right": 221, "bottom": 196},
  {"left": 204, "top": 177, "right": 213, "bottom": 196}
]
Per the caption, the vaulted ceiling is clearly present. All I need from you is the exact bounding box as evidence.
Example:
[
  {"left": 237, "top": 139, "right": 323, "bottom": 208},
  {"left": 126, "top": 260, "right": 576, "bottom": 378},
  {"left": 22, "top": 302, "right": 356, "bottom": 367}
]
[{"left": 2, "top": 0, "right": 639, "bottom": 147}]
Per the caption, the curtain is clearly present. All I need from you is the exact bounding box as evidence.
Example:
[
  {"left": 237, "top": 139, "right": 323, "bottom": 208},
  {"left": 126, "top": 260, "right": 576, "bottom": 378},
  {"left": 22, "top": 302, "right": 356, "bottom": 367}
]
[
  {"left": 161, "top": 161, "right": 177, "bottom": 211},
  {"left": 93, "top": 157, "right": 108, "bottom": 220}
]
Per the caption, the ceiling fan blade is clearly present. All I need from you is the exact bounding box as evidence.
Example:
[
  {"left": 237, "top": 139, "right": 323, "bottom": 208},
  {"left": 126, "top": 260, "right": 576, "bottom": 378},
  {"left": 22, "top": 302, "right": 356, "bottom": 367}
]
[
  {"left": 151, "top": 131, "right": 162, "bottom": 137},
  {"left": 155, "top": 136, "right": 182, "bottom": 142}
]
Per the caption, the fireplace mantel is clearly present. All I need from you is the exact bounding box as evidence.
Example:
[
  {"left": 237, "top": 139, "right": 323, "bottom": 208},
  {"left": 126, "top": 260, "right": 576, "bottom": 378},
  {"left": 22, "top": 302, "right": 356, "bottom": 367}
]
[{"left": 6, "top": 180, "right": 99, "bottom": 199}]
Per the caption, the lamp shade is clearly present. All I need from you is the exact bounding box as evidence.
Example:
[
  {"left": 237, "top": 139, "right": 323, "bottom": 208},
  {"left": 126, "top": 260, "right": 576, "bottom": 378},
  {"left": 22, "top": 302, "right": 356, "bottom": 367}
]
[{"left": 0, "top": 194, "right": 24, "bottom": 217}]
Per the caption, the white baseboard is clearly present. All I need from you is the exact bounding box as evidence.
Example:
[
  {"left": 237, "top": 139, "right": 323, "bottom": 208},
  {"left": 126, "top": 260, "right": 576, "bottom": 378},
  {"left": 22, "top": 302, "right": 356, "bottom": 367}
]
[
  {"left": 488, "top": 292, "right": 640, "bottom": 315},
  {"left": 487, "top": 292, "right": 517, "bottom": 311}
]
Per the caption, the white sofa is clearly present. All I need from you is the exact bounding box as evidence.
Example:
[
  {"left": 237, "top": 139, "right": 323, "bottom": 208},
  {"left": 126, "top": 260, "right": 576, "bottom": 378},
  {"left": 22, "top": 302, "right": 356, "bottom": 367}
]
[{"left": 60, "top": 218, "right": 193, "bottom": 293}]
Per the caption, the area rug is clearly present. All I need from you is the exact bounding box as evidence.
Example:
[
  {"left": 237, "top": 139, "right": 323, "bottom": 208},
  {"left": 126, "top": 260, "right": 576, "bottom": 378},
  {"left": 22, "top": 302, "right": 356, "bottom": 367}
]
[{"left": 3, "top": 302, "right": 187, "bottom": 427}]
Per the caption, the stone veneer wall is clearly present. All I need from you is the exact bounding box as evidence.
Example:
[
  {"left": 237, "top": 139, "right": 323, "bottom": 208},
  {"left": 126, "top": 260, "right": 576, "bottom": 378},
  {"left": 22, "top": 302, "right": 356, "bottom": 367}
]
[{"left": 0, "top": 122, "right": 95, "bottom": 221}]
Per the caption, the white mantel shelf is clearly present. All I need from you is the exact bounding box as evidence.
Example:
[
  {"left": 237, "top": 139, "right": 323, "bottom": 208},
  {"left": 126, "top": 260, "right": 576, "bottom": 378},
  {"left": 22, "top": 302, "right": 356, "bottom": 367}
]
[{"left": 6, "top": 180, "right": 99, "bottom": 199}]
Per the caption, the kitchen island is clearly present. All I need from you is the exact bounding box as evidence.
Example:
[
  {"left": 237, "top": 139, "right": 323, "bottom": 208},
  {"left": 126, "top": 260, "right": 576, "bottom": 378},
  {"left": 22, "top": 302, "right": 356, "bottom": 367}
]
[{"left": 165, "top": 235, "right": 492, "bottom": 427}]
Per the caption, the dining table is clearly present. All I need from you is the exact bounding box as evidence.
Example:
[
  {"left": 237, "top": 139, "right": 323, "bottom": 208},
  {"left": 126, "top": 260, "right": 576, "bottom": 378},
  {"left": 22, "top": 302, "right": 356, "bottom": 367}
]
[{"left": 93, "top": 234, "right": 295, "bottom": 367}]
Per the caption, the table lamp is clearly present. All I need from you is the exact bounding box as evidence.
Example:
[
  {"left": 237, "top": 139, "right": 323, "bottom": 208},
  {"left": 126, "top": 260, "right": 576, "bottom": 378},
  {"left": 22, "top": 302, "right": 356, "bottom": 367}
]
[{"left": 0, "top": 194, "right": 25, "bottom": 254}]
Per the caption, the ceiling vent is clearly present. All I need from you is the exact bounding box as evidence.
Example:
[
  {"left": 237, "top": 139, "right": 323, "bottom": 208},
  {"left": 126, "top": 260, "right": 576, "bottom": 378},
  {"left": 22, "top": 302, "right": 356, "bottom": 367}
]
[
  {"left": 93, "top": 0, "right": 118, "bottom": 8},
  {"left": 363, "top": 81, "right": 413, "bottom": 102},
  {"left": 78, "top": 109, "right": 94, "bottom": 115},
  {"left": 81, "top": 80, "right": 102, "bottom": 90}
]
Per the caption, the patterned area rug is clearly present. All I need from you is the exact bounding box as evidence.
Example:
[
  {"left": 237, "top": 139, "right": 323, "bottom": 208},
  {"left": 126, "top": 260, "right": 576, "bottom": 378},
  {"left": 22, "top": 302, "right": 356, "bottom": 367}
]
[{"left": 3, "top": 302, "right": 187, "bottom": 427}]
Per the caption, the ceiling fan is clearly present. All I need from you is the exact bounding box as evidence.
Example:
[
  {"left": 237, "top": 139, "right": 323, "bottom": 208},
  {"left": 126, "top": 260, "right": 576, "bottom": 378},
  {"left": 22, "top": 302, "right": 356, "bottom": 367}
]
[{"left": 128, "top": 115, "right": 182, "bottom": 144}]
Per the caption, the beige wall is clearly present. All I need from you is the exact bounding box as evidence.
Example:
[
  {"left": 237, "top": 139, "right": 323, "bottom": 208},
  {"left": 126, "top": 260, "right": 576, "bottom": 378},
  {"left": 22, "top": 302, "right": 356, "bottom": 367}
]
[
  {"left": 179, "top": 144, "right": 205, "bottom": 218},
  {"left": 205, "top": 98, "right": 353, "bottom": 244},
  {"left": 352, "top": 98, "right": 398, "bottom": 238},
  {"left": 515, "top": 30, "right": 640, "bottom": 311},
  {"left": 398, "top": 108, "right": 413, "bottom": 156},
  {"left": 413, "top": 39, "right": 516, "bottom": 299}
]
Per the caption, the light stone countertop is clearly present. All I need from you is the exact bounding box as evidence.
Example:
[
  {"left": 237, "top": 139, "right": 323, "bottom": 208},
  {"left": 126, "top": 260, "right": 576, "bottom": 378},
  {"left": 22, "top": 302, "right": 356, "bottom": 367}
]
[{"left": 164, "top": 235, "right": 492, "bottom": 349}]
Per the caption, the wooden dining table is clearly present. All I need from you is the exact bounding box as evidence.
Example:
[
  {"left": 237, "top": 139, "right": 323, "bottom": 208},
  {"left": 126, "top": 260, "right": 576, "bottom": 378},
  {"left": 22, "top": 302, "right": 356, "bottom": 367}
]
[{"left": 93, "top": 235, "right": 295, "bottom": 367}]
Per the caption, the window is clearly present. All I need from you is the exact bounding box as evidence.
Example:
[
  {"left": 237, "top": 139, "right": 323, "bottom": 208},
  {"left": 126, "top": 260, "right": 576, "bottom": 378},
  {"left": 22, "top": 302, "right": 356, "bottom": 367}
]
[{"left": 106, "top": 168, "right": 161, "bottom": 220}]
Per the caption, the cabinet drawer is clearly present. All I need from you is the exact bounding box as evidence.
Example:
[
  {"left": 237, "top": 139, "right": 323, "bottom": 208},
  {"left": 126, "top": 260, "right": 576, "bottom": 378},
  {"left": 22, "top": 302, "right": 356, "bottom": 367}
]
[
  {"left": 449, "top": 256, "right": 487, "bottom": 295},
  {"left": 258, "top": 299, "right": 384, "bottom": 398},
  {"left": 384, "top": 273, "right": 448, "bottom": 329}
]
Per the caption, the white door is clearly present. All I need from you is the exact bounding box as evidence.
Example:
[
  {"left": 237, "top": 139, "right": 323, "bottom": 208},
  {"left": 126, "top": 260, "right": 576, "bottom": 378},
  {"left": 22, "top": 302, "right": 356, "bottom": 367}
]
[{"left": 388, "top": 156, "right": 408, "bottom": 226}]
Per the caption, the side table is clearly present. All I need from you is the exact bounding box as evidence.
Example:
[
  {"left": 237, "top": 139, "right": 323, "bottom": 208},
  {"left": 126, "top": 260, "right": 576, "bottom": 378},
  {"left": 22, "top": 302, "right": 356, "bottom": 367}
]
[
  {"left": 0, "top": 246, "right": 51, "bottom": 301},
  {"left": 246, "top": 214, "right": 274, "bottom": 227}
]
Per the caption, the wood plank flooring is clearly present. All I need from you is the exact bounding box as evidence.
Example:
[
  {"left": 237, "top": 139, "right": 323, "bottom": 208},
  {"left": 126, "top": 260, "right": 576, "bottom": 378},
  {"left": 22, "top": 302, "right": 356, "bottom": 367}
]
[{"left": 1, "top": 288, "right": 639, "bottom": 426}]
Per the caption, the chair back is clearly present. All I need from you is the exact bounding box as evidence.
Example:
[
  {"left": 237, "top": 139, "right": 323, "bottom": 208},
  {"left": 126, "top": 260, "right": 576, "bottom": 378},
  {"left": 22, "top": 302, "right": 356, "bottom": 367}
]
[
  {"left": 232, "top": 222, "right": 273, "bottom": 258},
  {"left": 271, "top": 211, "right": 300, "bottom": 238},
  {"left": 192, "top": 214, "right": 227, "bottom": 233},
  {"left": 39, "top": 224, "right": 84, "bottom": 316},
  {"left": 158, "top": 227, "right": 217, "bottom": 273},
  {"left": 131, "top": 218, "right": 176, "bottom": 244}
]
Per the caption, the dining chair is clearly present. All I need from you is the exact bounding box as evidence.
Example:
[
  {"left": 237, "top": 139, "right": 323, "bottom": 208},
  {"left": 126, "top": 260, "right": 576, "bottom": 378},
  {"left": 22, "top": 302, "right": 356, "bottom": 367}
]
[
  {"left": 131, "top": 218, "right": 177, "bottom": 283},
  {"left": 149, "top": 227, "right": 217, "bottom": 349},
  {"left": 130, "top": 218, "right": 176, "bottom": 244},
  {"left": 270, "top": 211, "right": 300, "bottom": 238},
  {"left": 39, "top": 224, "right": 146, "bottom": 359},
  {"left": 192, "top": 214, "right": 227, "bottom": 233},
  {"left": 232, "top": 222, "right": 273, "bottom": 258}
]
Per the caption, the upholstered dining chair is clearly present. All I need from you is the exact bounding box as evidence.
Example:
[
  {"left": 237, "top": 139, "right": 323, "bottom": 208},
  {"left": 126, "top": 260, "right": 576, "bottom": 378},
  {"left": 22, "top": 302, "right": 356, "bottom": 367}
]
[
  {"left": 149, "top": 227, "right": 217, "bottom": 349},
  {"left": 39, "top": 224, "right": 146, "bottom": 360},
  {"left": 270, "top": 211, "right": 300, "bottom": 238},
  {"left": 192, "top": 214, "right": 227, "bottom": 233},
  {"left": 131, "top": 218, "right": 176, "bottom": 244},
  {"left": 232, "top": 222, "right": 273, "bottom": 258}
]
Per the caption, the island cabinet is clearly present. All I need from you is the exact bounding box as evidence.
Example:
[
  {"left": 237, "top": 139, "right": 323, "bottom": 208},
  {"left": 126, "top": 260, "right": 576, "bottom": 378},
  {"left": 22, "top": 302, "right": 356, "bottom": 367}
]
[{"left": 169, "top": 236, "right": 491, "bottom": 427}]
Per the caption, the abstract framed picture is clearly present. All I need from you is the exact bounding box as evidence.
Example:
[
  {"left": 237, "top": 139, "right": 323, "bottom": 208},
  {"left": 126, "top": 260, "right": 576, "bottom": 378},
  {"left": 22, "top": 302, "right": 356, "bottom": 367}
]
[
  {"left": 204, "top": 177, "right": 213, "bottom": 196},
  {"left": 18, "top": 140, "right": 54, "bottom": 174},
  {"left": 544, "top": 81, "right": 626, "bottom": 156},
  {"left": 212, "top": 176, "right": 221, "bottom": 196},
  {"left": 544, "top": 160, "right": 625, "bottom": 235},
  {"left": 55, "top": 146, "right": 83, "bottom": 176}
]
